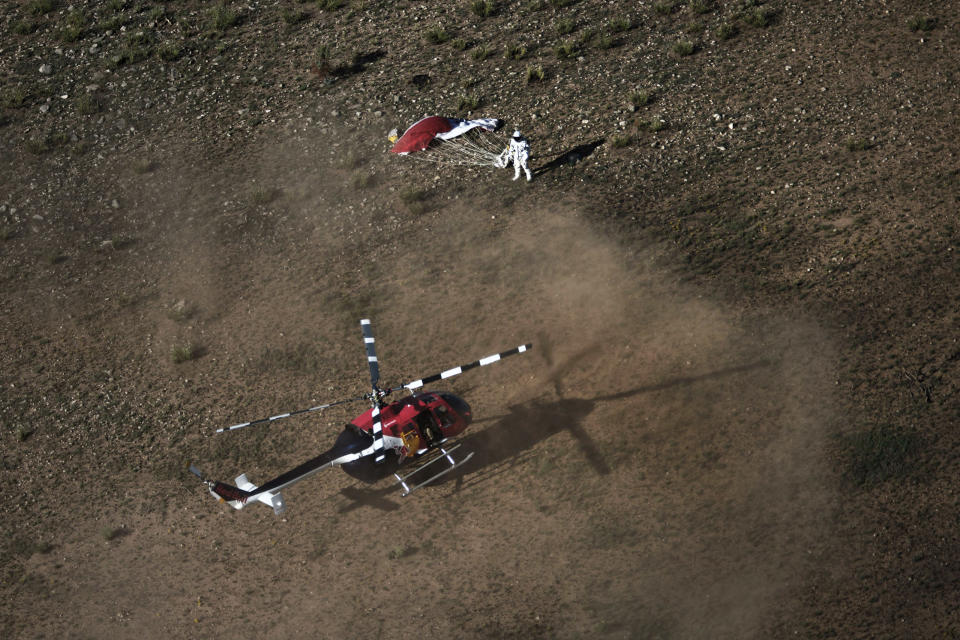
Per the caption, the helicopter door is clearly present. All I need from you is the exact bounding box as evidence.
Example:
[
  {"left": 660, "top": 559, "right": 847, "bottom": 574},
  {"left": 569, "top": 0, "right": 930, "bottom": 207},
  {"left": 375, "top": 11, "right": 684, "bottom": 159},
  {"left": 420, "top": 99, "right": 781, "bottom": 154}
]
[{"left": 416, "top": 411, "right": 442, "bottom": 446}]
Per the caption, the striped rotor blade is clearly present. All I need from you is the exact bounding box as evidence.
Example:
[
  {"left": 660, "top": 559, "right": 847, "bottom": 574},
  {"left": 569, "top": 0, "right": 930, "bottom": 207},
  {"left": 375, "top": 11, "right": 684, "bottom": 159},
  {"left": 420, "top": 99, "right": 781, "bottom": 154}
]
[
  {"left": 393, "top": 343, "right": 532, "bottom": 392},
  {"left": 360, "top": 319, "right": 380, "bottom": 387},
  {"left": 370, "top": 403, "right": 387, "bottom": 463},
  {"left": 217, "top": 396, "right": 362, "bottom": 433}
]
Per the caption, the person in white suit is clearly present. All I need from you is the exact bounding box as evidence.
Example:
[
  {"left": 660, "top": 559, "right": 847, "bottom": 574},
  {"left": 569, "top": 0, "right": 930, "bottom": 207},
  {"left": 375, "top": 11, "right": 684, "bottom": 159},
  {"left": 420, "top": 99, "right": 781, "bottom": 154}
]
[{"left": 496, "top": 131, "right": 532, "bottom": 182}]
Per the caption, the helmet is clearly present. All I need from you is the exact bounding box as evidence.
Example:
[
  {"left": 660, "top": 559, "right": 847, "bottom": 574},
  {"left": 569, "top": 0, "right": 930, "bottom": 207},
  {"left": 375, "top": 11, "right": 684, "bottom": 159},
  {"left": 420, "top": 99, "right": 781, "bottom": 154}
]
[
  {"left": 512, "top": 130, "right": 522, "bottom": 138},
  {"left": 387, "top": 128, "right": 399, "bottom": 143}
]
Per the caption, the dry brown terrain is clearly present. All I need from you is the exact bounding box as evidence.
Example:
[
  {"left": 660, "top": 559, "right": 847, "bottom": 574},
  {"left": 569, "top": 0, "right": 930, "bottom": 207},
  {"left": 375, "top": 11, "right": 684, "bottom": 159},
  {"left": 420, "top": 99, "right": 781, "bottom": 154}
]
[{"left": 1, "top": 1, "right": 957, "bottom": 638}]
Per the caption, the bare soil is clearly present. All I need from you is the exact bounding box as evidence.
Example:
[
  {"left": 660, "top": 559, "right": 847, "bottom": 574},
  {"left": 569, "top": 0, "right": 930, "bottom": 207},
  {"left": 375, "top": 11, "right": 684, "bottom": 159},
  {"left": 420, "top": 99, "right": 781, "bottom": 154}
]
[{"left": 1, "top": 1, "right": 957, "bottom": 638}]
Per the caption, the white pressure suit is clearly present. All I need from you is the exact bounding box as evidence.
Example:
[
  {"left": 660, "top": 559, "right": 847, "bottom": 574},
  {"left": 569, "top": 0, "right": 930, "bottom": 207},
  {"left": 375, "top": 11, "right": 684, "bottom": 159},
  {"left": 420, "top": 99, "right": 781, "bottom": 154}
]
[{"left": 497, "top": 131, "right": 532, "bottom": 182}]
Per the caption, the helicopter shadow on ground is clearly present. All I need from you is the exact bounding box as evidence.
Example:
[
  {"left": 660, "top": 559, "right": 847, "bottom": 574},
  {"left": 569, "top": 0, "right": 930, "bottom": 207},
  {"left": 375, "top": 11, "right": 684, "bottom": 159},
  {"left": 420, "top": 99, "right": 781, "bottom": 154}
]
[
  {"left": 337, "top": 485, "right": 401, "bottom": 514},
  {"left": 333, "top": 360, "right": 772, "bottom": 511},
  {"left": 534, "top": 138, "right": 605, "bottom": 176},
  {"left": 442, "top": 359, "right": 774, "bottom": 494}
]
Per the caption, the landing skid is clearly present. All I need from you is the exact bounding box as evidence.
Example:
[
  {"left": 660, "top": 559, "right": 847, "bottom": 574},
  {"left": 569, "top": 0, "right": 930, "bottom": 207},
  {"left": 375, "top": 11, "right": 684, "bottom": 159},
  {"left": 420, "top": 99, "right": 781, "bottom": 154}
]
[{"left": 394, "top": 443, "right": 474, "bottom": 497}]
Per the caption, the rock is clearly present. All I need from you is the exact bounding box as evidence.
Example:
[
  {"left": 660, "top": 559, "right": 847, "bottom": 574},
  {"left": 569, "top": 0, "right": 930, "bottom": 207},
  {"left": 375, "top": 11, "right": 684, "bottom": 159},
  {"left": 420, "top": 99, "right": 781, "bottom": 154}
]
[
  {"left": 40, "top": 64, "right": 52, "bottom": 75},
  {"left": 111, "top": 200, "right": 119, "bottom": 209},
  {"left": 39, "top": 104, "right": 50, "bottom": 113},
  {"left": 89, "top": 44, "right": 100, "bottom": 54}
]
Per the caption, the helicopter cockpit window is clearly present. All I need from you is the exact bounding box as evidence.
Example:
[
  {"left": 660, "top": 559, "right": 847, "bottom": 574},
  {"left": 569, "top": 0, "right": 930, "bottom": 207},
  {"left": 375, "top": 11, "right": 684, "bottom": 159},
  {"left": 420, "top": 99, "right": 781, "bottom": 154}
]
[{"left": 433, "top": 404, "right": 454, "bottom": 428}]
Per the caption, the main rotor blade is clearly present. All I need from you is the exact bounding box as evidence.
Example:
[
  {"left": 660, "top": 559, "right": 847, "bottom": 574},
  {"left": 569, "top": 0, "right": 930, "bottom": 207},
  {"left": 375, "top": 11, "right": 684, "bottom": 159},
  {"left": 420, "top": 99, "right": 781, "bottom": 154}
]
[
  {"left": 217, "top": 396, "right": 363, "bottom": 433},
  {"left": 360, "top": 318, "right": 380, "bottom": 388},
  {"left": 370, "top": 402, "right": 387, "bottom": 463},
  {"left": 390, "top": 343, "right": 532, "bottom": 392}
]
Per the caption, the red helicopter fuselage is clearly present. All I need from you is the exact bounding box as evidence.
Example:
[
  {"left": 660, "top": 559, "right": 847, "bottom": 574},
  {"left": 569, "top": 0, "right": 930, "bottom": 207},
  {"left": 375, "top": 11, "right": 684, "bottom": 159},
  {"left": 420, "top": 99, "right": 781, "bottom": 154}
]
[{"left": 350, "top": 391, "right": 472, "bottom": 450}]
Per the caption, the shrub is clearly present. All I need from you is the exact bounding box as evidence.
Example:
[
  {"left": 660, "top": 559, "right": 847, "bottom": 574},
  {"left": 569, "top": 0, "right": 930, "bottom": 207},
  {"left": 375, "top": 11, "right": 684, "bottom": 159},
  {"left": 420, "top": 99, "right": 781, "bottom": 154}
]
[
  {"left": 717, "top": 22, "right": 738, "bottom": 40},
  {"left": 907, "top": 16, "right": 936, "bottom": 31},
  {"left": 281, "top": 8, "right": 310, "bottom": 25},
  {"left": 317, "top": 0, "right": 345, "bottom": 9},
  {"left": 556, "top": 18, "right": 575, "bottom": 35},
  {"left": 505, "top": 43, "right": 527, "bottom": 59},
  {"left": 12, "top": 20, "right": 38, "bottom": 35},
  {"left": 76, "top": 93, "right": 102, "bottom": 115},
  {"left": 157, "top": 42, "right": 182, "bottom": 62},
  {"left": 526, "top": 65, "right": 545, "bottom": 83},
  {"left": 609, "top": 17, "right": 632, "bottom": 32},
  {"left": 171, "top": 344, "right": 198, "bottom": 363},
  {"left": 690, "top": 0, "right": 712, "bottom": 14},
  {"left": 845, "top": 136, "right": 872, "bottom": 152},
  {"left": 457, "top": 94, "right": 480, "bottom": 111},
  {"left": 630, "top": 90, "right": 652, "bottom": 107},
  {"left": 470, "top": 0, "right": 495, "bottom": 18},
  {"left": 672, "top": 39, "right": 695, "bottom": 56},
  {"left": 471, "top": 45, "right": 493, "bottom": 61},
  {"left": 743, "top": 6, "right": 775, "bottom": 27},
  {"left": 653, "top": 1, "right": 675, "bottom": 15},
  {"left": 29, "top": 0, "right": 57, "bottom": 16},
  {"left": 555, "top": 40, "right": 578, "bottom": 59},
  {"left": 451, "top": 37, "right": 468, "bottom": 50},
  {"left": 2, "top": 87, "right": 30, "bottom": 109},
  {"left": 208, "top": 3, "right": 241, "bottom": 32},
  {"left": 610, "top": 134, "right": 632, "bottom": 148},
  {"left": 425, "top": 25, "right": 450, "bottom": 44}
]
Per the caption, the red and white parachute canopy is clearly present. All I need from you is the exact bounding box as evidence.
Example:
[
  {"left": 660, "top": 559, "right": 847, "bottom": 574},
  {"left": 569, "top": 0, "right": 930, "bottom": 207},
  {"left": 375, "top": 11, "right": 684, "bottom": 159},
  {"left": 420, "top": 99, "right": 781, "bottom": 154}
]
[{"left": 388, "top": 116, "right": 505, "bottom": 166}]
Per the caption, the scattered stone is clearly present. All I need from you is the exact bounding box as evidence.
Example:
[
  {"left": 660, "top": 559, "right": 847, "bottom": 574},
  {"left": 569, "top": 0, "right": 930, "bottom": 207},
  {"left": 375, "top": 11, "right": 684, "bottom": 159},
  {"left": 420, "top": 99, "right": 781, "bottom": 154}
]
[
  {"left": 39, "top": 64, "right": 52, "bottom": 75},
  {"left": 111, "top": 199, "right": 119, "bottom": 209}
]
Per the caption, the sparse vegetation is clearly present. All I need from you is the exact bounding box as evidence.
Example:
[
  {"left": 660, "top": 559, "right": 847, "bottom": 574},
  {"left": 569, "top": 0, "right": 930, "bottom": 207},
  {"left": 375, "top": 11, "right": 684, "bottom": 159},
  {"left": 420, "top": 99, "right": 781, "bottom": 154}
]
[
  {"left": 2, "top": 88, "right": 29, "bottom": 110},
  {"left": 28, "top": 0, "right": 57, "bottom": 16},
  {"left": 157, "top": 42, "right": 182, "bottom": 62},
  {"left": 907, "top": 16, "right": 936, "bottom": 32},
  {"left": 672, "top": 39, "right": 696, "bottom": 56},
  {"left": 526, "top": 64, "right": 545, "bottom": 83},
  {"left": 653, "top": 1, "right": 676, "bottom": 16},
  {"left": 317, "top": 0, "right": 346, "bottom": 10},
  {"left": 470, "top": 0, "right": 495, "bottom": 18},
  {"left": 133, "top": 158, "right": 156, "bottom": 174},
  {"left": 505, "top": 43, "right": 527, "bottom": 59},
  {"left": 845, "top": 136, "right": 873, "bottom": 152},
  {"left": 471, "top": 46, "right": 493, "bottom": 61},
  {"left": 208, "top": 3, "right": 241, "bottom": 34},
  {"left": 12, "top": 20, "right": 38, "bottom": 35},
  {"left": 281, "top": 7, "right": 310, "bottom": 25},
  {"left": 425, "top": 25, "right": 450, "bottom": 44},
  {"left": 743, "top": 6, "right": 775, "bottom": 27},
  {"left": 690, "top": 0, "right": 713, "bottom": 15},
  {"left": 59, "top": 11, "right": 88, "bottom": 43},
  {"left": 451, "top": 37, "right": 468, "bottom": 51},
  {"left": 630, "top": 90, "right": 652, "bottom": 108},
  {"left": 556, "top": 18, "right": 575, "bottom": 35},
  {"left": 609, "top": 17, "right": 632, "bottom": 33},
  {"left": 171, "top": 343, "right": 199, "bottom": 363},
  {"left": 251, "top": 186, "right": 281, "bottom": 204},
  {"left": 457, "top": 94, "right": 481, "bottom": 111},
  {"left": 555, "top": 40, "right": 579, "bottom": 59},
  {"left": 100, "top": 526, "right": 124, "bottom": 541},
  {"left": 717, "top": 22, "right": 738, "bottom": 40},
  {"left": 76, "top": 93, "right": 102, "bottom": 115},
  {"left": 610, "top": 133, "right": 632, "bottom": 148}
]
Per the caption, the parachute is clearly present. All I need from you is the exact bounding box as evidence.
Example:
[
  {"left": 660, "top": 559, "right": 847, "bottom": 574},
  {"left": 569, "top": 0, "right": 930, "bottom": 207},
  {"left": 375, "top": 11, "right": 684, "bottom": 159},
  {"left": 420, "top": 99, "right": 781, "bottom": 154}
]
[{"left": 388, "top": 116, "right": 506, "bottom": 167}]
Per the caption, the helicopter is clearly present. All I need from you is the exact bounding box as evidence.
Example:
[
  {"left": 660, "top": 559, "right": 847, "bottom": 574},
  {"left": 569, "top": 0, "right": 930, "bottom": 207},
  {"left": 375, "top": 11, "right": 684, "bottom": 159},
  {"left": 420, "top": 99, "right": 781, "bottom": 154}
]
[{"left": 189, "top": 319, "right": 531, "bottom": 514}]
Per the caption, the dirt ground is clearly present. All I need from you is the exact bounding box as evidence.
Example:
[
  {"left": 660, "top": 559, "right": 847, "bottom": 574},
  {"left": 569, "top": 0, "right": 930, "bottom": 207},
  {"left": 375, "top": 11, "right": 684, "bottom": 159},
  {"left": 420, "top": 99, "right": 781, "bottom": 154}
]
[{"left": 2, "top": 1, "right": 958, "bottom": 638}]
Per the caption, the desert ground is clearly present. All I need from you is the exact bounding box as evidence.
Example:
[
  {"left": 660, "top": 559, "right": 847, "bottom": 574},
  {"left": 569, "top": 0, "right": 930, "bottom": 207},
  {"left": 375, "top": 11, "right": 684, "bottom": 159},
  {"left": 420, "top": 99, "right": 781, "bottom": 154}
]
[{"left": 1, "top": 1, "right": 957, "bottom": 638}]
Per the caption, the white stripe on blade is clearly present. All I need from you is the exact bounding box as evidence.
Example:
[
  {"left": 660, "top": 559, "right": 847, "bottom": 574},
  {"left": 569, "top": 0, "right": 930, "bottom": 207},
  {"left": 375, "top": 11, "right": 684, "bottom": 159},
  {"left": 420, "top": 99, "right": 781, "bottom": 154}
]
[{"left": 479, "top": 354, "right": 501, "bottom": 366}]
